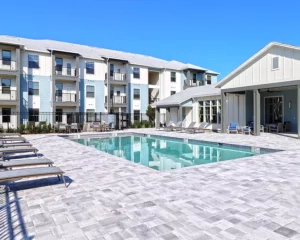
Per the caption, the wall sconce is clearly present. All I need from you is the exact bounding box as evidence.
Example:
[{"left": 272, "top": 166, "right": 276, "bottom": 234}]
[{"left": 289, "top": 101, "right": 292, "bottom": 109}]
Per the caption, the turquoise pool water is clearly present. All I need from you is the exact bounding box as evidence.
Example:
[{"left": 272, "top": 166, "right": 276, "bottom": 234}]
[{"left": 73, "top": 135, "right": 270, "bottom": 171}]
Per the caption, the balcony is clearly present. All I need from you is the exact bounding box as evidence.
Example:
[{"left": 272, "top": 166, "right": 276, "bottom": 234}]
[
  {"left": 0, "top": 89, "right": 17, "bottom": 104},
  {"left": 149, "top": 98, "right": 159, "bottom": 104},
  {"left": 105, "top": 72, "right": 127, "bottom": 85},
  {"left": 0, "top": 59, "right": 18, "bottom": 74},
  {"left": 55, "top": 92, "right": 78, "bottom": 107},
  {"left": 183, "top": 79, "right": 205, "bottom": 89},
  {"left": 105, "top": 96, "right": 127, "bottom": 107},
  {"left": 55, "top": 66, "right": 78, "bottom": 81}
]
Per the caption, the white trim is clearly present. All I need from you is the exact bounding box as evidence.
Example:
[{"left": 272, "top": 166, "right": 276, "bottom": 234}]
[
  {"left": 85, "top": 84, "right": 96, "bottom": 98},
  {"left": 264, "top": 95, "right": 284, "bottom": 125}
]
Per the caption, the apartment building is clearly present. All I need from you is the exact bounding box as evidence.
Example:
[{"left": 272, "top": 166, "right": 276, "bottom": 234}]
[{"left": 0, "top": 36, "right": 219, "bottom": 128}]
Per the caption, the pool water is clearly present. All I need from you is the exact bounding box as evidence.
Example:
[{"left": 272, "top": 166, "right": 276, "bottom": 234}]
[{"left": 73, "top": 135, "right": 269, "bottom": 171}]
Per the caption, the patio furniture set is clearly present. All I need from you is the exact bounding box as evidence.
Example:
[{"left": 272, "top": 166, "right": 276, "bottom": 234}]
[
  {"left": 159, "top": 121, "right": 213, "bottom": 133},
  {"left": 227, "top": 122, "right": 291, "bottom": 134}
]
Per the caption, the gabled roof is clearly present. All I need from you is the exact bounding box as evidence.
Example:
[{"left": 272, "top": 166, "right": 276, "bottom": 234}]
[
  {"left": 0, "top": 35, "right": 219, "bottom": 74},
  {"left": 153, "top": 85, "right": 221, "bottom": 107},
  {"left": 215, "top": 42, "right": 300, "bottom": 88}
]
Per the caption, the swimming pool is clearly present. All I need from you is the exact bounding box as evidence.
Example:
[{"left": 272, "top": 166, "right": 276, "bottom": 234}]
[{"left": 73, "top": 134, "right": 275, "bottom": 171}]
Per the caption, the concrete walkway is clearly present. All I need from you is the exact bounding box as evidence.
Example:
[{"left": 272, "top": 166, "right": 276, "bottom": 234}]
[{"left": 1, "top": 130, "right": 300, "bottom": 240}]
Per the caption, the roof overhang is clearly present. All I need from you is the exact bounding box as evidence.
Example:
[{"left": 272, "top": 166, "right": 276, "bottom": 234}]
[
  {"left": 102, "top": 57, "right": 129, "bottom": 63},
  {"left": 48, "top": 49, "right": 81, "bottom": 57}
]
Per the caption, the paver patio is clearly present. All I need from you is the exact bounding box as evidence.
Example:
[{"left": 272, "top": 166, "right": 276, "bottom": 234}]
[{"left": 1, "top": 129, "right": 300, "bottom": 240}]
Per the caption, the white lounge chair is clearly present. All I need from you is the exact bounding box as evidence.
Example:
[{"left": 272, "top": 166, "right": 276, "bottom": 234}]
[
  {"left": 0, "top": 158, "right": 53, "bottom": 168},
  {"left": 0, "top": 142, "right": 32, "bottom": 148},
  {"left": 0, "top": 147, "right": 38, "bottom": 155}
]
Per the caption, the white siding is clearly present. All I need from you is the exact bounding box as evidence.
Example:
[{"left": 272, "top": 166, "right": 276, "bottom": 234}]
[
  {"left": 226, "top": 94, "right": 245, "bottom": 126},
  {"left": 222, "top": 46, "right": 300, "bottom": 89},
  {"left": 79, "top": 59, "right": 106, "bottom": 80},
  {"left": 21, "top": 51, "right": 52, "bottom": 76}
]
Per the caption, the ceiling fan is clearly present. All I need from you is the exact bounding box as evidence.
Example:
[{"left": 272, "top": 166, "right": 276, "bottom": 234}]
[{"left": 266, "top": 89, "right": 281, "bottom": 93}]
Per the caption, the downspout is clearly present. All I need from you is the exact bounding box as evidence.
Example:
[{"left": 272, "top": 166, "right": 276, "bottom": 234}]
[{"left": 106, "top": 58, "right": 110, "bottom": 113}]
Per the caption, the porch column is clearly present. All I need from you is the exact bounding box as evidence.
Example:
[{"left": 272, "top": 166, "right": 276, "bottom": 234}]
[
  {"left": 107, "top": 61, "right": 110, "bottom": 113},
  {"left": 221, "top": 91, "right": 226, "bottom": 133},
  {"left": 253, "top": 89, "right": 261, "bottom": 136},
  {"left": 155, "top": 107, "right": 160, "bottom": 129},
  {"left": 75, "top": 56, "right": 80, "bottom": 112},
  {"left": 16, "top": 47, "right": 21, "bottom": 127},
  {"left": 178, "top": 106, "right": 182, "bottom": 122},
  {"left": 297, "top": 85, "right": 300, "bottom": 138},
  {"left": 166, "top": 108, "right": 171, "bottom": 123}
]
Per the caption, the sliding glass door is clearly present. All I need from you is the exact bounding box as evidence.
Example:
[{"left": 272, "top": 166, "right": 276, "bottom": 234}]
[{"left": 265, "top": 96, "right": 283, "bottom": 124}]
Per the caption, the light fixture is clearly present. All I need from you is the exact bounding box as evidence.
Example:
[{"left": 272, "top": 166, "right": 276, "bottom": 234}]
[{"left": 289, "top": 101, "right": 292, "bottom": 109}]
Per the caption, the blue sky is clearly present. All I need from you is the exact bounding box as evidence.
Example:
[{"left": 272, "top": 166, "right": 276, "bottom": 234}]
[{"left": 2, "top": 0, "right": 300, "bottom": 79}]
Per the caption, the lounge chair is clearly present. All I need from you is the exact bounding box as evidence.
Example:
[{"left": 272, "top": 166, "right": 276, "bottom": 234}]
[
  {"left": 0, "top": 142, "right": 32, "bottom": 148},
  {"left": 227, "top": 122, "right": 239, "bottom": 134},
  {"left": 172, "top": 121, "right": 183, "bottom": 131},
  {"left": 0, "top": 147, "right": 38, "bottom": 155},
  {"left": 0, "top": 133, "right": 21, "bottom": 138},
  {"left": 0, "top": 158, "right": 53, "bottom": 168},
  {"left": 182, "top": 122, "right": 196, "bottom": 132},
  {"left": 71, "top": 123, "right": 80, "bottom": 133},
  {"left": 0, "top": 167, "right": 67, "bottom": 187},
  {"left": 159, "top": 121, "right": 173, "bottom": 131},
  {"left": 269, "top": 123, "right": 283, "bottom": 133},
  {"left": 0, "top": 137, "right": 26, "bottom": 142},
  {"left": 188, "top": 122, "right": 208, "bottom": 134}
]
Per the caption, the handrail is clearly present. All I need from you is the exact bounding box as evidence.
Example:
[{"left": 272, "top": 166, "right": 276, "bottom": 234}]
[
  {"left": 105, "top": 72, "right": 126, "bottom": 81},
  {"left": 55, "top": 66, "right": 77, "bottom": 77},
  {"left": 105, "top": 96, "right": 127, "bottom": 104},
  {"left": 0, "top": 89, "right": 17, "bottom": 100},
  {"left": 55, "top": 92, "right": 77, "bottom": 102},
  {"left": 0, "top": 59, "right": 17, "bottom": 70}
]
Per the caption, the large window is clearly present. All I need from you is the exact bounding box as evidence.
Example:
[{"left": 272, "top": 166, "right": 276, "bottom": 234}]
[
  {"left": 86, "top": 85, "right": 95, "bottom": 98},
  {"left": 2, "top": 79, "right": 11, "bottom": 94},
  {"left": 29, "top": 108, "right": 39, "bottom": 122},
  {"left": 56, "top": 109, "right": 63, "bottom": 122},
  {"left": 133, "top": 89, "right": 140, "bottom": 100},
  {"left": 134, "top": 110, "right": 140, "bottom": 121},
  {"left": 2, "top": 108, "right": 11, "bottom": 123},
  {"left": 2, "top": 50, "right": 11, "bottom": 65},
  {"left": 28, "top": 82, "right": 39, "bottom": 96},
  {"left": 199, "top": 99, "right": 221, "bottom": 124},
  {"left": 265, "top": 96, "right": 283, "bottom": 124},
  {"left": 28, "top": 54, "right": 39, "bottom": 68},
  {"left": 55, "top": 58, "right": 63, "bottom": 71},
  {"left": 207, "top": 75, "right": 212, "bottom": 85},
  {"left": 133, "top": 67, "right": 140, "bottom": 79},
  {"left": 86, "top": 62, "right": 94, "bottom": 74},
  {"left": 171, "top": 72, "right": 176, "bottom": 82}
]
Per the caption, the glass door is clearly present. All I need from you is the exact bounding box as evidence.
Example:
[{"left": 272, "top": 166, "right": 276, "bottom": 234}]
[{"left": 265, "top": 96, "right": 283, "bottom": 124}]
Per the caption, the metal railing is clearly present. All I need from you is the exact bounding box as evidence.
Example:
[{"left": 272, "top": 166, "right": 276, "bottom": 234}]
[
  {"left": 183, "top": 79, "right": 205, "bottom": 89},
  {"left": 0, "top": 59, "right": 17, "bottom": 71},
  {"left": 105, "top": 72, "right": 127, "bottom": 81},
  {"left": 149, "top": 98, "right": 159, "bottom": 104},
  {"left": 55, "top": 66, "right": 77, "bottom": 77},
  {"left": 105, "top": 96, "right": 127, "bottom": 104},
  {"left": 0, "top": 89, "right": 17, "bottom": 100},
  {"left": 55, "top": 92, "right": 77, "bottom": 102}
]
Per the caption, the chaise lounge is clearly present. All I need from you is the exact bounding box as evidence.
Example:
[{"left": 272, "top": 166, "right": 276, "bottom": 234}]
[{"left": 0, "top": 158, "right": 54, "bottom": 168}]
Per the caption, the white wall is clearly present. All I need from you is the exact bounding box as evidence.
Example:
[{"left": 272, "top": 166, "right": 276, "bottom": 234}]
[
  {"left": 222, "top": 46, "right": 300, "bottom": 89},
  {"left": 21, "top": 51, "right": 52, "bottom": 76},
  {"left": 162, "top": 70, "right": 181, "bottom": 99},
  {"left": 129, "top": 65, "right": 148, "bottom": 84},
  {"left": 226, "top": 93, "right": 246, "bottom": 126},
  {"left": 170, "top": 107, "right": 178, "bottom": 123},
  {"left": 79, "top": 59, "right": 106, "bottom": 80},
  {"left": 0, "top": 46, "right": 17, "bottom": 70}
]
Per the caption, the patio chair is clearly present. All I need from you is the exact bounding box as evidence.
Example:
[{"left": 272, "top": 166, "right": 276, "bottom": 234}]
[
  {"left": 0, "top": 147, "right": 38, "bottom": 155},
  {"left": 269, "top": 123, "right": 283, "bottom": 133},
  {"left": 0, "top": 158, "right": 53, "bottom": 168},
  {"left": 53, "top": 123, "right": 60, "bottom": 133},
  {"left": 188, "top": 122, "right": 208, "bottom": 134},
  {"left": 227, "top": 122, "right": 239, "bottom": 134},
  {"left": 160, "top": 121, "right": 174, "bottom": 131},
  {"left": 182, "top": 122, "right": 196, "bottom": 132},
  {"left": 59, "top": 124, "right": 67, "bottom": 133},
  {"left": 0, "top": 142, "right": 32, "bottom": 148},
  {"left": 93, "top": 122, "right": 101, "bottom": 132},
  {"left": 0, "top": 133, "right": 21, "bottom": 138},
  {"left": 0, "top": 137, "right": 26, "bottom": 143},
  {"left": 0, "top": 166, "right": 67, "bottom": 187},
  {"left": 172, "top": 121, "right": 183, "bottom": 131},
  {"left": 71, "top": 123, "right": 80, "bottom": 133}
]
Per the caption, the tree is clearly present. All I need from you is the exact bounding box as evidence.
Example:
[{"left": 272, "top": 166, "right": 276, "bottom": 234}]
[{"left": 146, "top": 105, "right": 155, "bottom": 122}]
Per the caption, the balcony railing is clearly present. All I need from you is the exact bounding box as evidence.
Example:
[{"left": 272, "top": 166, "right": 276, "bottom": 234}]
[
  {"left": 0, "top": 89, "right": 17, "bottom": 101},
  {"left": 55, "top": 92, "right": 77, "bottom": 102},
  {"left": 0, "top": 59, "right": 17, "bottom": 71},
  {"left": 183, "top": 79, "right": 205, "bottom": 89},
  {"left": 105, "top": 96, "right": 127, "bottom": 104},
  {"left": 55, "top": 66, "right": 77, "bottom": 77},
  {"left": 149, "top": 98, "right": 159, "bottom": 104},
  {"left": 105, "top": 72, "right": 126, "bottom": 81}
]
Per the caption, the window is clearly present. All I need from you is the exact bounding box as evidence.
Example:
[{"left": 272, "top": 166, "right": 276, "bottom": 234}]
[
  {"left": 29, "top": 108, "right": 39, "bottom": 122},
  {"left": 86, "top": 85, "right": 95, "bottom": 98},
  {"left": 171, "top": 72, "right": 176, "bottom": 82},
  {"left": 133, "top": 89, "right": 140, "bottom": 100},
  {"left": 199, "top": 101, "right": 204, "bottom": 122},
  {"left": 87, "top": 109, "right": 95, "bottom": 122},
  {"left": 2, "top": 50, "right": 11, "bottom": 65},
  {"left": 2, "top": 79, "right": 11, "bottom": 94},
  {"left": 117, "top": 91, "right": 120, "bottom": 96},
  {"left": 265, "top": 97, "right": 283, "bottom": 124},
  {"left": 67, "top": 63, "right": 71, "bottom": 75},
  {"left": 28, "top": 82, "right": 39, "bottom": 96},
  {"left": 193, "top": 73, "right": 197, "bottom": 83},
  {"left": 272, "top": 57, "right": 279, "bottom": 70},
  {"left": 110, "top": 64, "right": 114, "bottom": 77},
  {"left": 205, "top": 101, "right": 211, "bottom": 123},
  {"left": 134, "top": 110, "right": 140, "bottom": 121},
  {"left": 207, "top": 75, "right": 212, "bottom": 85},
  {"left": 170, "top": 91, "right": 176, "bottom": 95},
  {"left": 86, "top": 62, "right": 94, "bottom": 74},
  {"left": 211, "top": 100, "right": 217, "bottom": 123},
  {"left": 133, "top": 67, "right": 140, "bottom": 79},
  {"left": 28, "top": 54, "right": 39, "bottom": 68},
  {"left": 55, "top": 58, "right": 63, "bottom": 72},
  {"left": 2, "top": 108, "right": 11, "bottom": 123},
  {"left": 56, "top": 109, "right": 63, "bottom": 122}
]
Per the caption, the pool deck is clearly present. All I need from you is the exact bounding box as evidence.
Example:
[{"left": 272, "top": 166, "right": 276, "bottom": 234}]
[{"left": 1, "top": 129, "right": 300, "bottom": 240}]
